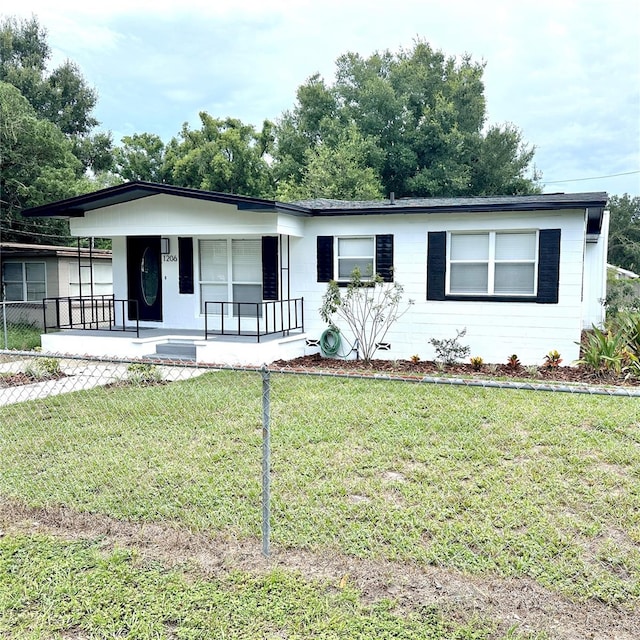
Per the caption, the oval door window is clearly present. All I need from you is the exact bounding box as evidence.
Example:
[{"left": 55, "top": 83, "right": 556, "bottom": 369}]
[{"left": 140, "top": 247, "right": 159, "bottom": 306}]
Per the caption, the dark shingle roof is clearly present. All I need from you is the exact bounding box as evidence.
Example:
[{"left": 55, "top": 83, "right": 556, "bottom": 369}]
[
  {"left": 293, "top": 192, "right": 608, "bottom": 214},
  {"left": 21, "top": 180, "right": 608, "bottom": 219}
]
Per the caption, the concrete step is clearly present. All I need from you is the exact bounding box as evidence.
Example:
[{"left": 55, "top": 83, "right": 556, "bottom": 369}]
[{"left": 155, "top": 341, "right": 197, "bottom": 359}]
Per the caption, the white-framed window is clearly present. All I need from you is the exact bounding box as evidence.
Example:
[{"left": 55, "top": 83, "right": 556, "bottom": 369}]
[
  {"left": 199, "top": 239, "right": 262, "bottom": 314},
  {"left": 1, "top": 261, "right": 47, "bottom": 301},
  {"left": 336, "top": 236, "right": 375, "bottom": 280},
  {"left": 69, "top": 262, "right": 113, "bottom": 297},
  {"left": 447, "top": 231, "right": 538, "bottom": 296}
]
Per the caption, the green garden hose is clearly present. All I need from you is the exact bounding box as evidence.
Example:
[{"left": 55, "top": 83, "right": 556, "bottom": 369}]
[{"left": 320, "top": 327, "right": 341, "bottom": 356}]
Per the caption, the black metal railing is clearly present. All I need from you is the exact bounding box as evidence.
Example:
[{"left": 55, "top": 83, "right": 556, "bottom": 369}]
[
  {"left": 204, "top": 298, "right": 304, "bottom": 342},
  {"left": 43, "top": 296, "right": 140, "bottom": 337}
]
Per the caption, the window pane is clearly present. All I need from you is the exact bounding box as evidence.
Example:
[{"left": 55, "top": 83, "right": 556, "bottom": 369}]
[
  {"left": 450, "top": 263, "right": 488, "bottom": 293},
  {"left": 3, "top": 283, "right": 23, "bottom": 301},
  {"left": 200, "top": 283, "right": 228, "bottom": 313},
  {"left": 338, "top": 258, "right": 374, "bottom": 279},
  {"left": 3, "top": 263, "right": 23, "bottom": 281},
  {"left": 26, "top": 262, "right": 45, "bottom": 282},
  {"left": 338, "top": 237, "right": 373, "bottom": 257},
  {"left": 495, "top": 233, "right": 536, "bottom": 260},
  {"left": 199, "top": 240, "right": 227, "bottom": 281},
  {"left": 450, "top": 234, "right": 489, "bottom": 261},
  {"left": 495, "top": 263, "right": 535, "bottom": 294},
  {"left": 232, "top": 239, "right": 261, "bottom": 282},
  {"left": 233, "top": 284, "right": 263, "bottom": 318},
  {"left": 26, "top": 283, "right": 46, "bottom": 301}
]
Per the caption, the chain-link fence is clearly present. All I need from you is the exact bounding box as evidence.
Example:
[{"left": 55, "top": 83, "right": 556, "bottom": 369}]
[
  {"left": 1, "top": 350, "right": 639, "bottom": 630},
  {"left": 0, "top": 301, "right": 44, "bottom": 350}
]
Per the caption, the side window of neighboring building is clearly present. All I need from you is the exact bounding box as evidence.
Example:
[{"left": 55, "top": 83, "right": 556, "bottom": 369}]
[{"left": 2, "top": 262, "right": 46, "bottom": 301}]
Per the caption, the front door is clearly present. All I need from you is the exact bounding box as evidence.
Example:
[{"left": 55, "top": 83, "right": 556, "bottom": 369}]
[{"left": 127, "top": 236, "right": 162, "bottom": 321}]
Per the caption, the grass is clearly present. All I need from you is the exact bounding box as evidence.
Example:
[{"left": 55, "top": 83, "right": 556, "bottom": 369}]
[
  {"left": 0, "top": 534, "right": 503, "bottom": 639},
  {"left": 1, "top": 322, "right": 41, "bottom": 351},
  {"left": 0, "top": 369, "right": 639, "bottom": 608}
]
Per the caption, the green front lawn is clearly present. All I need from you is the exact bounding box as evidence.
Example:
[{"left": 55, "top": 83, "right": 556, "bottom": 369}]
[
  {"left": 0, "top": 534, "right": 501, "bottom": 639},
  {"left": 0, "top": 370, "right": 638, "bottom": 607}
]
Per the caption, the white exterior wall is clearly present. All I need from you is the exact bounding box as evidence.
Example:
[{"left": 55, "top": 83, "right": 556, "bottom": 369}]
[
  {"left": 291, "top": 209, "right": 588, "bottom": 366},
  {"left": 78, "top": 196, "right": 304, "bottom": 332},
  {"left": 581, "top": 210, "right": 609, "bottom": 329},
  {"left": 69, "top": 194, "right": 605, "bottom": 366}
]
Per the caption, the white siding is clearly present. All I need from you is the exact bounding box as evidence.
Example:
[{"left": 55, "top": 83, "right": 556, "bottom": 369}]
[
  {"left": 83, "top": 199, "right": 605, "bottom": 366},
  {"left": 292, "top": 209, "right": 588, "bottom": 366},
  {"left": 582, "top": 210, "right": 609, "bottom": 329}
]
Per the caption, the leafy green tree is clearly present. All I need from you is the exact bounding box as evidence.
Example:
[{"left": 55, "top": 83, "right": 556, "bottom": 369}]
[
  {"left": 277, "top": 124, "right": 383, "bottom": 201},
  {"left": 164, "top": 113, "right": 275, "bottom": 197},
  {"left": 113, "top": 133, "right": 167, "bottom": 182},
  {"left": 0, "top": 82, "right": 80, "bottom": 243},
  {"left": 0, "top": 15, "right": 112, "bottom": 175},
  {"left": 607, "top": 194, "right": 640, "bottom": 273},
  {"left": 273, "top": 40, "right": 540, "bottom": 199}
]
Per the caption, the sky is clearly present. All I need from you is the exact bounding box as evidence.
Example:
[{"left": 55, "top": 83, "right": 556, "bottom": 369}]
[{"left": 5, "top": 0, "right": 640, "bottom": 197}]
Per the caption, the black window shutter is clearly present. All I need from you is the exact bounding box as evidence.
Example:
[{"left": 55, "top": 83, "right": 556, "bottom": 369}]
[
  {"left": 375, "top": 234, "right": 394, "bottom": 282},
  {"left": 317, "top": 236, "right": 334, "bottom": 282},
  {"left": 178, "top": 237, "right": 194, "bottom": 294},
  {"left": 427, "top": 232, "right": 446, "bottom": 300},
  {"left": 262, "top": 236, "right": 279, "bottom": 300},
  {"left": 537, "top": 229, "right": 561, "bottom": 304}
]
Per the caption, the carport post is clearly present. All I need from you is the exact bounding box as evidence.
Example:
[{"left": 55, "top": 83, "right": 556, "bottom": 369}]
[{"left": 261, "top": 365, "right": 271, "bottom": 557}]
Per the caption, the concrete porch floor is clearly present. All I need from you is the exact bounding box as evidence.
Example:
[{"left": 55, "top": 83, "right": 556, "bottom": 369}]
[{"left": 40, "top": 327, "right": 311, "bottom": 366}]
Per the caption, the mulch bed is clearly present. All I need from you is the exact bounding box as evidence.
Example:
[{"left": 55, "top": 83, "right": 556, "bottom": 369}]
[
  {"left": 272, "top": 353, "right": 640, "bottom": 386},
  {"left": 0, "top": 372, "right": 66, "bottom": 388}
]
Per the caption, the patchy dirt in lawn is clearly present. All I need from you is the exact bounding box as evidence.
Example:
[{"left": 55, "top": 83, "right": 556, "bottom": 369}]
[
  {"left": 272, "top": 353, "right": 640, "bottom": 387},
  {"left": 0, "top": 500, "right": 637, "bottom": 640}
]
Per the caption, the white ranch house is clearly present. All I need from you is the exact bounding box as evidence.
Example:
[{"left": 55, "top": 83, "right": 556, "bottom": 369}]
[{"left": 21, "top": 182, "right": 609, "bottom": 366}]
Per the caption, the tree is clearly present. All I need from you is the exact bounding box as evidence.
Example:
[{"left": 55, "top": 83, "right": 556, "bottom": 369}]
[
  {"left": 164, "top": 113, "right": 275, "bottom": 196},
  {"left": 273, "top": 40, "right": 540, "bottom": 199},
  {"left": 607, "top": 194, "right": 640, "bottom": 273},
  {"left": 0, "top": 82, "right": 81, "bottom": 243},
  {"left": 276, "top": 124, "right": 383, "bottom": 201},
  {"left": 113, "top": 133, "right": 167, "bottom": 182},
  {"left": 0, "top": 15, "right": 112, "bottom": 175},
  {"left": 319, "top": 267, "right": 414, "bottom": 364}
]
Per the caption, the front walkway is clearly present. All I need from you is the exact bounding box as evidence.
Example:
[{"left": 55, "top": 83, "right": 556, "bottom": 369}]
[{"left": 0, "top": 357, "right": 209, "bottom": 406}]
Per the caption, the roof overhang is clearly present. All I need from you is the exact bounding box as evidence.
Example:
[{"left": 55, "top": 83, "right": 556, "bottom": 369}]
[
  {"left": 21, "top": 181, "right": 310, "bottom": 219},
  {"left": 21, "top": 182, "right": 608, "bottom": 232}
]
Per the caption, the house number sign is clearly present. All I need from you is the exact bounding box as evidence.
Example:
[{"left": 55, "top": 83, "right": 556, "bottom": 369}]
[{"left": 163, "top": 254, "right": 178, "bottom": 262}]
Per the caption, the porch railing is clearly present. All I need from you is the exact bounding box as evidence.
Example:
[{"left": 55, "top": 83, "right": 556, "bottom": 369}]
[
  {"left": 43, "top": 296, "right": 140, "bottom": 337},
  {"left": 204, "top": 298, "right": 304, "bottom": 342}
]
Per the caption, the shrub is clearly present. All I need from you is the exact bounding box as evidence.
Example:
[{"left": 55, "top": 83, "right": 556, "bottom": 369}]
[
  {"left": 25, "top": 357, "right": 61, "bottom": 379},
  {"left": 605, "top": 275, "right": 640, "bottom": 318},
  {"left": 429, "top": 329, "right": 470, "bottom": 365},
  {"left": 470, "top": 356, "right": 484, "bottom": 371},
  {"left": 126, "top": 362, "right": 162, "bottom": 385},
  {"left": 319, "top": 267, "right": 414, "bottom": 364},
  {"left": 576, "top": 327, "right": 627, "bottom": 376},
  {"left": 543, "top": 350, "right": 563, "bottom": 368},
  {"left": 506, "top": 354, "right": 521, "bottom": 370}
]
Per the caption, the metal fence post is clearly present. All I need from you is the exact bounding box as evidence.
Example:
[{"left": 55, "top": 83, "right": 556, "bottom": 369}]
[
  {"left": 261, "top": 365, "right": 271, "bottom": 557},
  {"left": 1, "top": 300, "right": 8, "bottom": 350}
]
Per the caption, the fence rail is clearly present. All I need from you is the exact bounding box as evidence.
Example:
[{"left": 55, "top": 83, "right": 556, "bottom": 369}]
[
  {"left": 42, "top": 295, "right": 140, "bottom": 337},
  {"left": 204, "top": 297, "right": 304, "bottom": 341}
]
